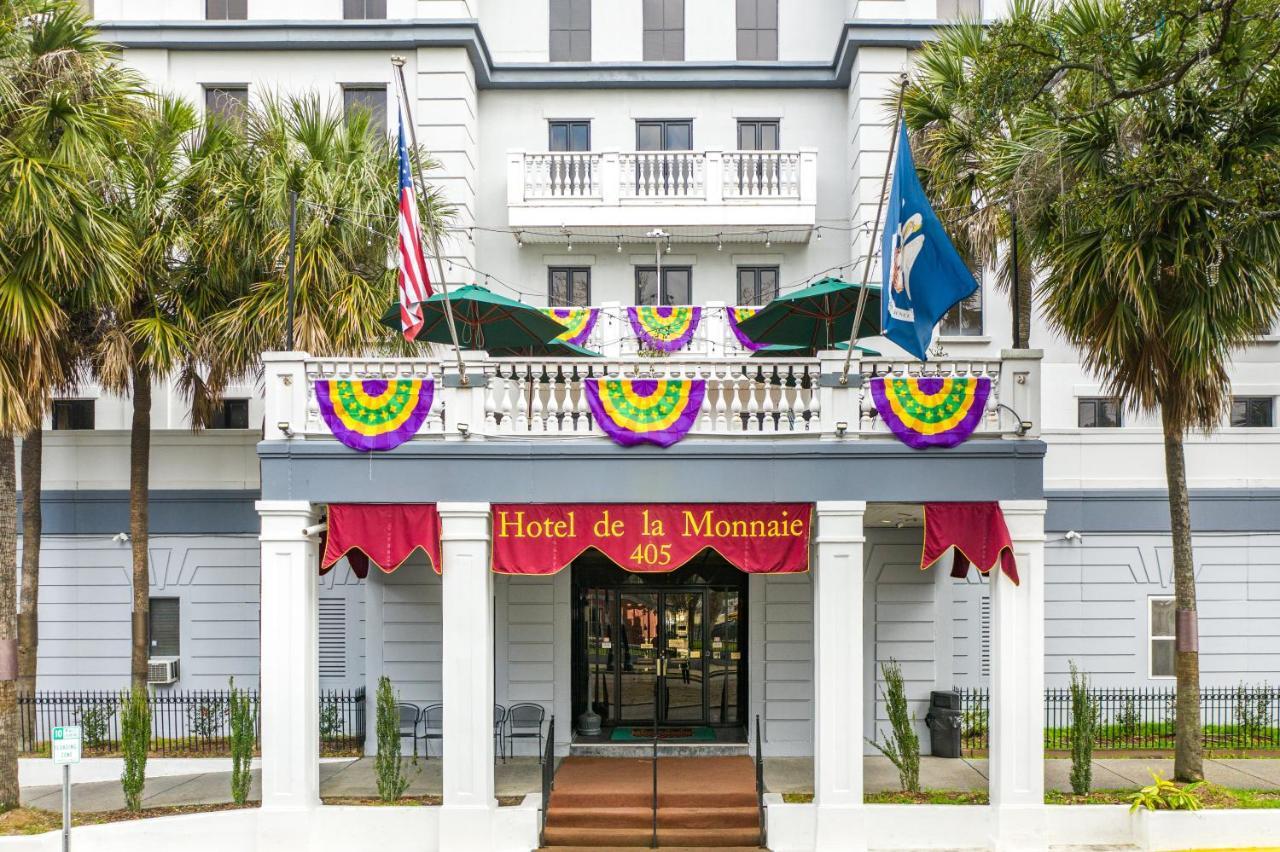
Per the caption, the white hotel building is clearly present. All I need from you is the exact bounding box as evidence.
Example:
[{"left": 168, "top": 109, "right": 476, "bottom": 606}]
[{"left": 15, "top": 1, "right": 1280, "bottom": 850}]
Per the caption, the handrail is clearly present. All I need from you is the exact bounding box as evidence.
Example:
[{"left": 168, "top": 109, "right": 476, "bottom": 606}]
[
  {"left": 755, "top": 714, "right": 767, "bottom": 849},
  {"left": 651, "top": 661, "right": 660, "bottom": 849},
  {"left": 540, "top": 715, "right": 555, "bottom": 847}
]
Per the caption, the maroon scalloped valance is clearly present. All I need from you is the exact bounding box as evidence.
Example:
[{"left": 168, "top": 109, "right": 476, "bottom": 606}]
[
  {"left": 922, "top": 502, "right": 1019, "bottom": 585},
  {"left": 320, "top": 504, "right": 441, "bottom": 576}
]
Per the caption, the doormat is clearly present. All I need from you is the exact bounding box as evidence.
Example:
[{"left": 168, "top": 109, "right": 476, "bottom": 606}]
[{"left": 610, "top": 726, "right": 717, "bottom": 742}]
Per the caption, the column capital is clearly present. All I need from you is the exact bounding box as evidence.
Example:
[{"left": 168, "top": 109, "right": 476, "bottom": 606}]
[
  {"left": 999, "top": 500, "right": 1047, "bottom": 541},
  {"left": 256, "top": 501, "right": 318, "bottom": 541},
  {"left": 438, "top": 502, "right": 491, "bottom": 542},
  {"left": 814, "top": 500, "right": 868, "bottom": 516}
]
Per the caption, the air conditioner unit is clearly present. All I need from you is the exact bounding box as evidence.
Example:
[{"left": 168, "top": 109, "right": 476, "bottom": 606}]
[{"left": 147, "top": 657, "right": 180, "bottom": 685}]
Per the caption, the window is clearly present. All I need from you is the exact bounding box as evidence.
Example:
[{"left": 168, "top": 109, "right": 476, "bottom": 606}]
[
  {"left": 549, "top": 120, "right": 591, "bottom": 152},
  {"left": 940, "top": 288, "right": 983, "bottom": 336},
  {"left": 635, "top": 267, "right": 692, "bottom": 306},
  {"left": 1231, "top": 396, "right": 1274, "bottom": 427},
  {"left": 736, "top": 0, "right": 777, "bottom": 60},
  {"left": 205, "top": 0, "right": 247, "bottom": 20},
  {"left": 204, "top": 86, "right": 248, "bottom": 122},
  {"left": 737, "top": 120, "right": 779, "bottom": 151},
  {"left": 550, "top": 0, "right": 591, "bottom": 61},
  {"left": 1078, "top": 397, "right": 1122, "bottom": 428},
  {"left": 636, "top": 120, "right": 692, "bottom": 151},
  {"left": 1149, "top": 596, "right": 1175, "bottom": 679},
  {"left": 149, "top": 598, "right": 180, "bottom": 658},
  {"left": 209, "top": 399, "right": 250, "bottom": 430},
  {"left": 343, "top": 0, "right": 386, "bottom": 19},
  {"left": 51, "top": 399, "right": 94, "bottom": 431},
  {"left": 319, "top": 598, "right": 347, "bottom": 678},
  {"left": 343, "top": 86, "right": 387, "bottom": 135},
  {"left": 642, "top": 0, "right": 684, "bottom": 61},
  {"left": 549, "top": 268, "right": 591, "bottom": 306},
  {"left": 737, "top": 267, "right": 778, "bottom": 305}
]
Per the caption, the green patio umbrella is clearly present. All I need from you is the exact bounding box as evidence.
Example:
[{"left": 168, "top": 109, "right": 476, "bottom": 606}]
[
  {"left": 487, "top": 339, "right": 603, "bottom": 358},
  {"left": 750, "top": 341, "right": 882, "bottom": 358},
  {"left": 379, "top": 284, "right": 569, "bottom": 351},
  {"left": 737, "top": 277, "right": 881, "bottom": 351}
]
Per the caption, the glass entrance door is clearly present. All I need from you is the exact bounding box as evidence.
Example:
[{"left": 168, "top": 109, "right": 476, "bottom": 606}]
[{"left": 660, "top": 592, "right": 703, "bottom": 723}]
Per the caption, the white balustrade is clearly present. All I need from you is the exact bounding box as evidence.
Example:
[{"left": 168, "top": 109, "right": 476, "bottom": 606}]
[
  {"left": 522, "top": 152, "right": 602, "bottom": 200},
  {"left": 722, "top": 151, "right": 802, "bottom": 199},
  {"left": 856, "top": 359, "right": 1004, "bottom": 437},
  {"left": 520, "top": 151, "right": 808, "bottom": 203}
]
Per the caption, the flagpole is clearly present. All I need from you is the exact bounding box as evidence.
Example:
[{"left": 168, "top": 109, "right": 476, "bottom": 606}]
[
  {"left": 391, "top": 56, "right": 469, "bottom": 385},
  {"left": 839, "top": 72, "right": 909, "bottom": 386}
]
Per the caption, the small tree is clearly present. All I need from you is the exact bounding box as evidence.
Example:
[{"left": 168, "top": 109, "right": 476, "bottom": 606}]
[
  {"left": 228, "top": 678, "right": 256, "bottom": 806},
  {"left": 1069, "top": 662, "right": 1097, "bottom": 795},
  {"left": 868, "top": 659, "right": 920, "bottom": 793},
  {"left": 120, "top": 688, "right": 150, "bottom": 811},
  {"left": 375, "top": 676, "right": 409, "bottom": 802}
]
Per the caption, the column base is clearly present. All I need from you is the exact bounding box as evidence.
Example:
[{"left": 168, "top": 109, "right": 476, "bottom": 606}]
[
  {"left": 814, "top": 803, "right": 867, "bottom": 852},
  {"left": 989, "top": 803, "right": 1048, "bottom": 852},
  {"left": 440, "top": 802, "right": 498, "bottom": 851}
]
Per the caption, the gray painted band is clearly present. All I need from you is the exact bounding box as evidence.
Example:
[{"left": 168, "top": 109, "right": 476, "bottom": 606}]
[
  {"left": 1044, "top": 489, "right": 1280, "bottom": 534},
  {"left": 258, "top": 438, "right": 1047, "bottom": 503},
  {"left": 95, "top": 19, "right": 939, "bottom": 90},
  {"left": 18, "top": 490, "right": 260, "bottom": 536}
]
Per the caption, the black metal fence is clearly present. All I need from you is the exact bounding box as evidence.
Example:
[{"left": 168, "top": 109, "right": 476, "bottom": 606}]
[
  {"left": 18, "top": 688, "right": 365, "bottom": 756},
  {"left": 958, "top": 685, "right": 1280, "bottom": 753}
]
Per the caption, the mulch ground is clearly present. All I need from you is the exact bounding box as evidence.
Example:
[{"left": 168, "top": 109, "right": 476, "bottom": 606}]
[{"left": 0, "top": 802, "right": 253, "bottom": 836}]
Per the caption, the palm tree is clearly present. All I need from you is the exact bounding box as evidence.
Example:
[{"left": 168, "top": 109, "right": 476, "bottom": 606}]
[
  {"left": 0, "top": 0, "right": 138, "bottom": 802},
  {"left": 923, "top": 0, "right": 1280, "bottom": 781}
]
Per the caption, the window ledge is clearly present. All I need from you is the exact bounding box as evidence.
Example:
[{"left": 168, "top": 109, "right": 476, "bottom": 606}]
[
  {"left": 1251, "top": 335, "right": 1280, "bottom": 344},
  {"left": 937, "top": 335, "right": 992, "bottom": 344}
]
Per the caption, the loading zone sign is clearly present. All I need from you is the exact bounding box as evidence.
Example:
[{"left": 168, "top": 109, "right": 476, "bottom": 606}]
[{"left": 52, "top": 726, "right": 82, "bottom": 765}]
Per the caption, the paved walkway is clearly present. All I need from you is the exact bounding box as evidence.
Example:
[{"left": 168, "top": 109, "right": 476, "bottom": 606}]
[{"left": 20, "top": 755, "right": 1280, "bottom": 812}]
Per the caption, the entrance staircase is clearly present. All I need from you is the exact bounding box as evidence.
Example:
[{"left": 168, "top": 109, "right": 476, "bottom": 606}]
[{"left": 540, "top": 755, "right": 765, "bottom": 849}]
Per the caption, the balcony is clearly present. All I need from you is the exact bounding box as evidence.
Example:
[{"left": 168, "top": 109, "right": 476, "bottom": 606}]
[
  {"left": 264, "top": 349, "right": 1041, "bottom": 445},
  {"left": 506, "top": 149, "right": 818, "bottom": 237}
]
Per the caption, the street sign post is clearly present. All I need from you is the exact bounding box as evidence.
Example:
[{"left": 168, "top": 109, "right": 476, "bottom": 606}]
[{"left": 52, "top": 725, "right": 81, "bottom": 852}]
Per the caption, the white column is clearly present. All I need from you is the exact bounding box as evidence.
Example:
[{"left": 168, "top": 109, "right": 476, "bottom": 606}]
[
  {"left": 438, "top": 502, "right": 496, "bottom": 850},
  {"left": 257, "top": 500, "right": 320, "bottom": 810},
  {"left": 813, "top": 501, "right": 868, "bottom": 851},
  {"left": 989, "top": 500, "right": 1047, "bottom": 851}
]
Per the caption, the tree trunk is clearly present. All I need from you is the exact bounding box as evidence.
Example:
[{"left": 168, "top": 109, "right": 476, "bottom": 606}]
[
  {"left": 130, "top": 365, "right": 152, "bottom": 691},
  {"left": 0, "top": 438, "right": 20, "bottom": 808},
  {"left": 18, "top": 429, "right": 41, "bottom": 746},
  {"left": 1162, "top": 404, "right": 1203, "bottom": 782},
  {"left": 1014, "top": 257, "right": 1033, "bottom": 349}
]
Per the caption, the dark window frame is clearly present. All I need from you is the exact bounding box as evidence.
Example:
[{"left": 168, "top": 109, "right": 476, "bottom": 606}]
[
  {"left": 549, "top": 0, "right": 592, "bottom": 61},
  {"left": 548, "top": 120, "right": 591, "bottom": 152},
  {"left": 635, "top": 119, "right": 693, "bottom": 151},
  {"left": 548, "top": 267, "right": 592, "bottom": 307},
  {"left": 205, "top": 0, "right": 247, "bottom": 20},
  {"left": 1149, "top": 596, "right": 1175, "bottom": 679},
  {"left": 51, "top": 399, "right": 95, "bottom": 431},
  {"left": 736, "top": 119, "right": 780, "bottom": 151},
  {"left": 1230, "top": 396, "right": 1275, "bottom": 427},
  {"left": 1078, "top": 397, "right": 1123, "bottom": 428},
  {"left": 342, "top": 85, "right": 388, "bottom": 135},
  {"left": 148, "top": 597, "right": 181, "bottom": 658},
  {"left": 642, "top": 0, "right": 685, "bottom": 61},
  {"left": 204, "top": 85, "right": 249, "bottom": 121},
  {"left": 736, "top": 266, "right": 779, "bottom": 305},
  {"left": 939, "top": 284, "right": 984, "bottom": 337},
  {"left": 735, "top": 0, "right": 778, "bottom": 60},
  {"left": 634, "top": 266, "right": 693, "bottom": 306},
  {"left": 209, "top": 399, "right": 251, "bottom": 430},
  {"left": 342, "top": 0, "right": 387, "bottom": 20}
]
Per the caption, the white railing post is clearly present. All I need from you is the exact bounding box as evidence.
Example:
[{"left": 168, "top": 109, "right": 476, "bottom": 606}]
[
  {"left": 602, "top": 151, "right": 621, "bottom": 205},
  {"left": 705, "top": 151, "right": 723, "bottom": 204},
  {"left": 818, "top": 348, "right": 860, "bottom": 440},
  {"left": 262, "top": 351, "right": 308, "bottom": 442},
  {"left": 999, "top": 348, "right": 1042, "bottom": 439},
  {"left": 799, "top": 147, "right": 819, "bottom": 207},
  {"left": 507, "top": 151, "right": 526, "bottom": 205}
]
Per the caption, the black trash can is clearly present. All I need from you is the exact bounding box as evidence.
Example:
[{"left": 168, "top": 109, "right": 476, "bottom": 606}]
[{"left": 925, "top": 689, "right": 963, "bottom": 758}]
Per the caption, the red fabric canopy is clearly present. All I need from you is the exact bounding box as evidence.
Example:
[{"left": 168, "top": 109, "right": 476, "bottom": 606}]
[
  {"left": 321, "top": 504, "right": 441, "bottom": 575},
  {"left": 922, "top": 502, "right": 1019, "bottom": 585}
]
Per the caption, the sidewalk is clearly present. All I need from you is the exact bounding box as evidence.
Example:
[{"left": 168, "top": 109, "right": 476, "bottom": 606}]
[{"left": 19, "top": 755, "right": 1280, "bottom": 813}]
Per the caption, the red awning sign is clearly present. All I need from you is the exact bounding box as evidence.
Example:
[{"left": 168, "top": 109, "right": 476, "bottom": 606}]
[
  {"left": 321, "top": 503, "right": 442, "bottom": 576},
  {"left": 491, "top": 503, "right": 811, "bottom": 575}
]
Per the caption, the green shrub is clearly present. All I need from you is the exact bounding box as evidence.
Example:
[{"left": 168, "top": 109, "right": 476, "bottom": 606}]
[
  {"left": 319, "top": 701, "right": 343, "bottom": 740},
  {"left": 74, "top": 703, "right": 114, "bottom": 750},
  {"left": 375, "top": 676, "right": 410, "bottom": 802},
  {"left": 1116, "top": 697, "right": 1140, "bottom": 741},
  {"left": 228, "top": 678, "right": 256, "bottom": 806},
  {"left": 1233, "top": 683, "right": 1269, "bottom": 739},
  {"left": 120, "top": 688, "right": 150, "bottom": 811},
  {"left": 186, "top": 694, "right": 229, "bottom": 739},
  {"left": 867, "top": 659, "right": 919, "bottom": 793},
  {"left": 1068, "top": 662, "right": 1097, "bottom": 794},
  {"left": 1128, "top": 771, "right": 1203, "bottom": 812}
]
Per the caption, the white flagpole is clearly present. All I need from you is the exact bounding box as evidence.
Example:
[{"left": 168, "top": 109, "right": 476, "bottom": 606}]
[{"left": 391, "top": 56, "right": 469, "bottom": 385}]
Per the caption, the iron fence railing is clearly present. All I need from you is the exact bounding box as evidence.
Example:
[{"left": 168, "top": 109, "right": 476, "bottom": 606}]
[
  {"left": 17, "top": 688, "right": 364, "bottom": 756},
  {"left": 957, "top": 684, "right": 1280, "bottom": 753}
]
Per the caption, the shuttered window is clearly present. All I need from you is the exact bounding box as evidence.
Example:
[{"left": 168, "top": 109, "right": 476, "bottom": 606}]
[
  {"left": 979, "top": 594, "right": 990, "bottom": 678},
  {"left": 149, "top": 598, "right": 180, "bottom": 657},
  {"left": 319, "top": 598, "right": 347, "bottom": 678}
]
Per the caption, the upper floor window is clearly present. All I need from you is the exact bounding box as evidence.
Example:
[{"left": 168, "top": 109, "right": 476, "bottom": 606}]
[
  {"left": 1078, "top": 397, "right": 1122, "bottom": 428},
  {"left": 1231, "top": 396, "right": 1274, "bottom": 427},
  {"left": 736, "top": 0, "right": 777, "bottom": 60},
  {"left": 1148, "top": 596, "right": 1175, "bottom": 679},
  {"left": 549, "top": 268, "right": 591, "bottom": 307},
  {"left": 343, "top": 86, "right": 387, "bottom": 135},
  {"left": 737, "top": 120, "right": 779, "bottom": 151},
  {"left": 343, "top": 0, "right": 386, "bottom": 19},
  {"left": 549, "top": 120, "right": 590, "bottom": 152},
  {"left": 940, "top": 288, "right": 983, "bottom": 336},
  {"left": 550, "top": 0, "right": 591, "bottom": 61},
  {"left": 636, "top": 266, "right": 691, "bottom": 306},
  {"left": 737, "top": 267, "right": 778, "bottom": 305},
  {"left": 205, "top": 86, "right": 249, "bottom": 122},
  {"left": 209, "top": 399, "right": 251, "bottom": 430},
  {"left": 643, "top": 0, "right": 684, "bottom": 61},
  {"left": 51, "top": 399, "right": 94, "bottom": 431},
  {"left": 636, "top": 119, "right": 692, "bottom": 151},
  {"left": 206, "top": 0, "right": 247, "bottom": 20}
]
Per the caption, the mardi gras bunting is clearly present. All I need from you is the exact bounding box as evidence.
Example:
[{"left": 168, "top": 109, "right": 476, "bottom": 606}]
[
  {"left": 540, "top": 307, "right": 599, "bottom": 346},
  {"left": 870, "top": 376, "right": 990, "bottom": 449},
  {"left": 726, "top": 306, "right": 768, "bottom": 351},
  {"left": 628, "top": 305, "right": 701, "bottom": 352},
  {"left": 585, "top": 378, "right": 706, "bottom": 447},
  {"left": 315, "top": 379, "right": 434, "bottom": 452}
]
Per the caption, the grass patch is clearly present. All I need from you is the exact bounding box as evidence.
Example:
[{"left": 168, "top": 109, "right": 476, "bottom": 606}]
[
  {"left": 781, "top": 792, "right": 813, "bottom": 804},
  {"left": 1045, "top": 784, "right": 1280, "bottom": 809},
  {"left": 864, "top": 790, "right": 989, "bottom": 805},
  {"left": 0, "top": 803, "right": 253, "bottom": 836},
  {"left": 320, "top": 795, "right": 441, "bottom": 806}
]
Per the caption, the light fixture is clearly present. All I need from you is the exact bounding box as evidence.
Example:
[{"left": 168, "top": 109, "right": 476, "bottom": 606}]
[
  {"left": 457, "top": 422, "right": 470, "bottom": 437},
  {"left": 112, "top": 532, "right": 130, "bottom": 544},
  {"left": 276, "top": 421, "right": 294, "bottom": 438},
  {"left": 616, "top": 237, "right": 623, "bottom": 253},
  {"left": 764, "top": 232, "right": 772, "bottom": 248},
  {"left": 665, "top": 237, "right": 672, "bottom": 254},
  {"left": 835, "top": 420, "right": 848, "bottom": 436},
  {"left": 716, "top": 235, "right": 723, "bottom": 252},
  {"left": 1064, "top": 530, "right": 1083, "bottom": 542},
  {"left": 816, "top": 226, "right": 823, "bottom": 241},
  {"left": 514, "top": 231, "right": 524, "bottom": 248},
  {"left": 566, "top": 237, "right": 573, "bottom": 252},
  {"left": 995, "top": 402, "right": 1033, "bottom": 437}
]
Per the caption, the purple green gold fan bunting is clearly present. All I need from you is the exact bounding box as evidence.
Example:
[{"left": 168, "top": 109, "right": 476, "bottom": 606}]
[
  {"left": 870, "top": 376, "right": 990, "bottom": 449},
  {"left": 627, "top": 305, "right": 701, "bottom": 352},
  {"left": 585, "top": 378, "right": 706, "bottom": 447},
  {"left": 315, "top": 379, "right": 434, "bottom": 452},
  {"left": 726, "top": 306, "right": 768, "bottom": 351},
  {"left": 540, "top": 307, "right": 599, "bottom": 346}
]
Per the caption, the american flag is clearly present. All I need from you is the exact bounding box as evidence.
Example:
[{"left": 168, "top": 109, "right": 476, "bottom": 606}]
[{"left": 396, "top": 102, "right": 432, "bottom": 342}]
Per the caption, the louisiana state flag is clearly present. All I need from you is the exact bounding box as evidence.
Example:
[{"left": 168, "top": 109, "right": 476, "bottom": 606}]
[{"left": 881, "top": 123, "right": 978, "bottom": 361}]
